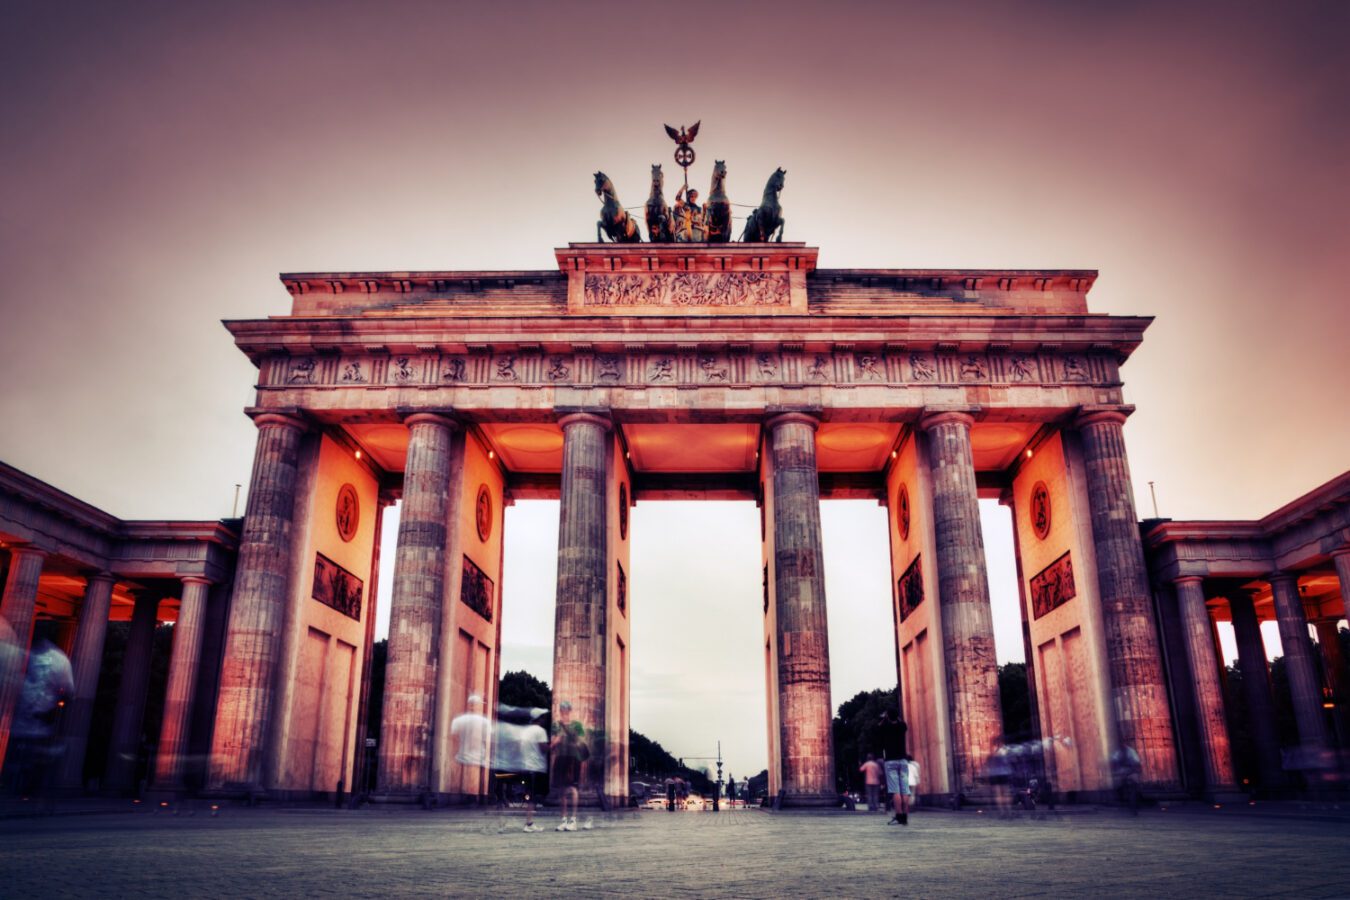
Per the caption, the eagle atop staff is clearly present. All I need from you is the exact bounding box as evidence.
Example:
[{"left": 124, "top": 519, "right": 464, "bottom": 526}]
[{"left": 664, "top": 121, "right": 700, "bottom": 145}]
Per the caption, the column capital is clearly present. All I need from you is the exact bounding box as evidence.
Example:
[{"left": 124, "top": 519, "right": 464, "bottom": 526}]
[
  {"left": 1174, "top": 575, "right": 1206, "bottom": 588},
  {"left": 1330, "top": 547, "right": 1350, "bottom": 561},
  {"left": 181, "top": 575, "right": 214, "bottom": 588},
  {"left": 83, "top": 570, "right": 116, "bottom": 586},
  {"left": 557, "top": 411, "right": 613, "bottom": 432},
  {"left": 4, "top": 544, "right": 47, "bottom": 563},
  {"left": 918, "top": 408, "right": 975, "bottom": 431},
  {"left": 765, "top": 411, "right": 820, "bottom": 432},
  {"left": 401, "top": 411, "right": 459, "bottom": 430},
  {"left": 249, "top": 410, "right": 308, "bottom": 432},
  {"left": 1266, "top": 571, "right": 1299, "bottom": 589},
  {"left": 1074, "top": 404, "right": 1135, "bottom": 429}
]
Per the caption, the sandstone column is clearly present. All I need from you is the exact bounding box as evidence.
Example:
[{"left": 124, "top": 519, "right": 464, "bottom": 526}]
[
  {"left": 920, "top": 411, "right": 1003, "bottom": 798},
  {"left": 208, "top": 412, "right": 306, "bottom": 791},
  {"left": 0, "top": 547, "right": 46, "bottom": 768},
  {"left": 105, "top": 590, "right": 160, "bottom": 792},
  {"left": 1074, "top": 409, "right": 1177, "bottom": 787},
  {"left": 551, "top": 412, "right": 611, "bottom": 800},
  {"left": 1268, "top": 573, "right": 1329, "bottom": 751},
  {"left": 55, "top": 572, "right": 116, "bottom": 791},
  {"left": 1314, "top": 621, "right": 1345, "bottom": 693},
  {"left": 1172, "top": 577, "right": 1236, "bottom": 793},
  {"left": 378, "top": 413, "right": 457, "bottom": 795},
  {"left": 1228, "top": 591, "right": 1283, "bottom": 786},
  {"left": 1334, "top": 550, "right": 1350, "bottom": 623},
  {"left": 766, "top": 412, "right": 836, "bottom": 806},
  {"left": 153, "top": 577, "right": 212, "bottom": 788}
]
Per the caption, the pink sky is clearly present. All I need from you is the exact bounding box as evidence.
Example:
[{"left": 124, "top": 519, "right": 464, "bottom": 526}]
[{"left": 2, "top": 0, "right": 1346, "bottom": 775}]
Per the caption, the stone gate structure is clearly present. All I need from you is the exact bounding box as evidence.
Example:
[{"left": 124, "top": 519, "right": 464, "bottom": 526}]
[
  {"left": 211, "top": 241, "right": 1178, "bottom": 806},
  {"left": 3, "top": 241, "right": 1346, "bottom": 805}
]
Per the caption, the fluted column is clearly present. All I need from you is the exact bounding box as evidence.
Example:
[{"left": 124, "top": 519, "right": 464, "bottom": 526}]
[
  {"left": 551, "top": 412, "right": 611, "bottom": 799},
  {"left": 208, "top": 412, "right": 306, "bottom": 790},
  {"left": 55, "top": 572, "right": 116, "bottom": 791},
  {"left": 0, "top": 547, "right": 46, "bottom": 768},
  {"left": 1314, "top": 620, "right": 1345, "bottom": 690},
  {"left": 1268, "top": 573, "right": 1329, "bottom": 751},
  {"left": 105, "top": 591, "right": 160, "bottom": 792},
  {"left": 920, "top": 411, "right": 1003, "bottom": 797},
  {"left": 1334, "top": 550, "right": 1350, "bottom": 624},
  {"left": 378, "top": 413, "right": 457, "bottom": 795},
  {"left": 153, "top": 577, "right": 213, "bottom": 788},
  {"left": 1173, "top": 577, "right": 1236, "bottom": 792},
  {"left": 1075, "top": 409, "right": 1178, "bottom": 786},
  {"left": 767, "top": 412, "right": 836, "bottom": 806},
  {"left": 1228, "top": 591, "right": 1283, "bottom": 786}
]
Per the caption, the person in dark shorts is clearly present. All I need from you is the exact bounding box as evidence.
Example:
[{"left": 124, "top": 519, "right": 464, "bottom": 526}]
[
  {"left": 551, "top": 700, "right": 586, "bottom": 831},
  {"left": 520, "top": 708, "right": 549, "bottom": 832}
]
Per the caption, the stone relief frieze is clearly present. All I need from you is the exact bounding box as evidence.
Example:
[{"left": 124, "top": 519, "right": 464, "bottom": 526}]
[
  {"left": 855, "top": 353, "right": 883, "bottom": 381},
  {"left": 583, "top": 272, "right": 790, "bottom": 308},
  {"left": 442, "top": 357, "right": 467, "bottom": 382},
  {"left": 595, "top": 355, "right": 622, "bottom": 382},
  {"left": 1008, "top": 355, "right": 1035, "bottom": 382},
  {"left": 288, "top": 358, "right": 317, "bottom": 384},
  {"left": 909, "top": 354, "right": 936, "bottom": 381},
  {"left": 340, "top": 360, "right": 367, "bottom": 383},
  {"left": 959, "top": 355, "right": 987, "bottom": 381},
  {"left": 699, "top": 354, "right": 729, "bottom": 382},
  {"left": 648, "top": 357, "right": 675, "bottom": 382},
  {"left": 267, "top": 347, "right": 1111, "bottom": 391},
  {"left": 389, "top": 356, "right": 417, "bottom": 384}
]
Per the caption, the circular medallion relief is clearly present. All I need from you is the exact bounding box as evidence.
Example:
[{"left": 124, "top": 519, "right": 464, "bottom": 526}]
[
  {"left": 1030, "top": 481, "right": 1052, "bottom": 541},
  {"left": 897, "top": 484, "right": 911, "bottom": 541},
  {"left": 619, "top": 482, "right": 629, "bottom": 540},
  {"left": 475, "top": 484, "right": 492, "bottom": 542},
  {"left": 335, "top": 484, "right": 360, "bottom": 543}
]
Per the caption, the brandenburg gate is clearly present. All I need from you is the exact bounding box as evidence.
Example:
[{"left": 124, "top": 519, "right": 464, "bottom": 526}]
[{"left": 206, "top": 241, "right": 1182, "bottom": 806}]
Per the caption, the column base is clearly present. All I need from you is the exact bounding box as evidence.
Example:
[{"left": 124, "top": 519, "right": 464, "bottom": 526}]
[{"left": 777, "top": 791, "right": 841, "bottom": 809}]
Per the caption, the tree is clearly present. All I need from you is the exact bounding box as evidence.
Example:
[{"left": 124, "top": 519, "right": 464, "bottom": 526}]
[
  {"left": 498, "top": 669, "right": 552, "bottom": 710},
  {"left": 998, "top": 662, "right": 1034, "bottom": 741},
  {"left": 831, "top": 686, "right": 899, "bottom": 791}
]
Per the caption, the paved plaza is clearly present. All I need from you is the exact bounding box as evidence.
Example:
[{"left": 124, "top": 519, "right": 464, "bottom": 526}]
[{"left": 2, "top": 804, "right": 1348, "bottom": 898}]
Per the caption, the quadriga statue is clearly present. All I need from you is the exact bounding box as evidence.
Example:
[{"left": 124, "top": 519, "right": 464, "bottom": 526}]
[
  {"left": 740, "top": 167, "right": 786, "bottom": 243},
  {"left": 595, "top": 171, "right": 642, "bottom": 243}
]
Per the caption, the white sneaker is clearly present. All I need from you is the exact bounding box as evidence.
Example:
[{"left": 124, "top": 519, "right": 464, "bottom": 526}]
[
  {"left": 556, "top": 820, "right": 569, "bottom": 831},
  {"left": 581, "top": 818, "right": 594, "bottom": 830},
  {"left": 565, "top": 817, "right": 578, "bottom": 831},
  {"left": 523, "top": 823, "right": 543, "bottom": 832}
]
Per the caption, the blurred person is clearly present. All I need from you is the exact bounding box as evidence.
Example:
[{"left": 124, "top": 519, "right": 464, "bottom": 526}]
[
  {"left": 520, "top": 708, "right": 548, "bottom": 832},
  {"left": 550, "top": 700, "right": 587, "bottom": 831},
  {"left": 9, "top": 638, "right": 73, "bottom": 800},
  {"left": 987, "top": 740, "right": 1014, "bottom": 815},
  {"left": 859, "top": 753, "right": 883, "bottom": 811},
  {"left": 451, "top": 695, "right": 491, "bottom": 803},
  {"left": 1110, "top": 745, "right": 1142, "bottom": 815}
]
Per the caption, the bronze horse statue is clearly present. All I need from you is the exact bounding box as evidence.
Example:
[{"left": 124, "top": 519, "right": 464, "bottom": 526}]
[
  {"left": 645, "top": 164, "right": 673, "bottom": 243},
  {"left": 595, "top": 171, "right": 642, "bottom": 243},
  {"left": 704, "top": 160, "right": 732, "bottom": 244},
  {"left": 740, "top": 167, "right": 786, "bottom": 242}
]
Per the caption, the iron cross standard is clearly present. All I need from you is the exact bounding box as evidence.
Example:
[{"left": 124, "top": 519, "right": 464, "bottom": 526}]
[{"left": 664, "top": 121, "right": 700, "bottom": 191}]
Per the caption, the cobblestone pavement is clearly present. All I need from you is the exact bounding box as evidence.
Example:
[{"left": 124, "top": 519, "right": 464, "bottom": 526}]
[{"left": 2, "top": 804, "right": 1349, "bottom": 898}]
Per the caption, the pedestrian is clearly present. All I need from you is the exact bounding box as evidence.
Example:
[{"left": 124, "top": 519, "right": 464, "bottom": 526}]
[
  {"left": 450, "top": 695, "right": 491, "bottom": 801},
  {"left": 550, "top": 700, "right": 586, "bottom": 831},
  {"left": 885, "top": 751, "right": 915, "bottom": 826},
  {"left": 859, "top": 753, "right": 884, "bottom": 811},
  {"left": 520, "top": 708, "right": 549, "bottom": 832}
]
